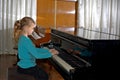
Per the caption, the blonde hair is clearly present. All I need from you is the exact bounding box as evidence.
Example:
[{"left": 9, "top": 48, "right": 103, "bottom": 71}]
[{"left": 13, "top": 17, "right": 35, "bottom": 45}]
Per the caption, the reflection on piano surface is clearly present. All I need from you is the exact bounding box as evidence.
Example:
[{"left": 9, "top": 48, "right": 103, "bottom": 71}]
[{"left": 41, "top": 29, "right": 120, "bottom": 80}]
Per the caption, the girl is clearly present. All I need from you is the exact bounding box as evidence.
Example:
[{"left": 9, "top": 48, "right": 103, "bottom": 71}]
[{"left": 13, "top": 17, "right": 58, "bottom": 80}]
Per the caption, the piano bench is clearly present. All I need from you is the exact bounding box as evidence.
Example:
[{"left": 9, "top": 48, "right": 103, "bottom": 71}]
[{"left": 7, "top": 67, "right": 35, "bottom": 80}]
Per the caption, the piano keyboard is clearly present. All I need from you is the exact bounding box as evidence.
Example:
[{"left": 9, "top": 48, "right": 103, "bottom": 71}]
[
  {"left": 44, "top": 47, "right": 74, "bottom": 73},
  {"left": 52, "top": 55, "right": 74, "bottom": 73},
  {"left": 45, "top": 46, "right": 91, "bottom": 73}
]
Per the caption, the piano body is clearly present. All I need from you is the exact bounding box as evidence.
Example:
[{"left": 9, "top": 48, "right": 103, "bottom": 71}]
[{"left": 41, "top": 29, "right": 120, "bottom": 80}]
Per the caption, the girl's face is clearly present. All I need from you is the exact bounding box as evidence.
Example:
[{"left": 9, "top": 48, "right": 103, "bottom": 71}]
[{"left": 26, "top": 23, "right": 36, "bottom": 35}]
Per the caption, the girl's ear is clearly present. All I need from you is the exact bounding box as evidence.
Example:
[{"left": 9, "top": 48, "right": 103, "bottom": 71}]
[{"left": 23, "top": 25, "right": 28, "bottom": 30}]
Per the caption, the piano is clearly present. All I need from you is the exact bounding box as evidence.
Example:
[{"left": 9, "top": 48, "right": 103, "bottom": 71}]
[{"left": 41, "top": 29, "right": 120, "bottom": 80}]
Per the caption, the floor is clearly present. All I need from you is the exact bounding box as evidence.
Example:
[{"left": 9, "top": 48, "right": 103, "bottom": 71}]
[{"left": 0, "top": 54, "right": 64, "bottom": 80}]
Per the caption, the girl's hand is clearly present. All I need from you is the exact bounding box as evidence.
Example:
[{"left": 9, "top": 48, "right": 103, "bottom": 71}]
[{"left": 49, "top": 49, "right": 59, "bottom": 55}]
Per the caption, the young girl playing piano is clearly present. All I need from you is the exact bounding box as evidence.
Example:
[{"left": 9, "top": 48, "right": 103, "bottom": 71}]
[{"left": 13, "top": 17, "right": 58, "bottom": 80}]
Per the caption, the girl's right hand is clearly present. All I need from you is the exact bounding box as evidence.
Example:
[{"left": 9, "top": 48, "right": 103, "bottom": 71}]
[{"left": 49, "top": 49, "right": 59, "bottom": 55}]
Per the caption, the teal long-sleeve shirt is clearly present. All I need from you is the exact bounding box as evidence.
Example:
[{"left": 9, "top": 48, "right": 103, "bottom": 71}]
[{"left": 17, "top": 35, "right": 52, "bottom": 68}]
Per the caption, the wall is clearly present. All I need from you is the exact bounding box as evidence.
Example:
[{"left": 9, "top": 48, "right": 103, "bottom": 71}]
[
  {"left": 37, "top": 0, "right": 76, "bottom": 34},
  {"left": 37, "top": 0, "right": 55, "bottom": 29}
]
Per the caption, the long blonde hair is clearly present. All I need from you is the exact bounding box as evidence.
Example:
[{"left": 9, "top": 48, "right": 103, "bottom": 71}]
[{"left": 13, "top": 17, "right": 35, "bottom": 45}]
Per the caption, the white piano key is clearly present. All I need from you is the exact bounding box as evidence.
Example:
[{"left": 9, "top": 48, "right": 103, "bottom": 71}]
[{"left": 52, "top": 55, "right": 74, "bottom": 73}]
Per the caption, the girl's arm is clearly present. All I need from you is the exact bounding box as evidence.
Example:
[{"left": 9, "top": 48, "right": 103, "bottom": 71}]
[{"left": 25, "top": 38, "right": 52, "bottom": 59}]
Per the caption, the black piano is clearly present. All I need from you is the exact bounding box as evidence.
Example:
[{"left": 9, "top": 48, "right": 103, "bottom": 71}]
[{"left": 41, "top": 29, "right": 120, "bottom": 80}]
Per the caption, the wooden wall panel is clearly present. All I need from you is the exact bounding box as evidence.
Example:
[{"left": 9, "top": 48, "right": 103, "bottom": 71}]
[
  {"left": 37, "top": 0, "right": 55, "bottom": 28},
  {"left": 37, "top": 0, "right": 76, "bottom": 34},
  {"left": 56, "top": 1, "right": 75, "bottom": 27}
]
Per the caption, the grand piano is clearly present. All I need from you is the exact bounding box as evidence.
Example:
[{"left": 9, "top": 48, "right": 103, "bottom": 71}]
[{"left": 41, "top": 29, "right": 120, "bottom": 80}]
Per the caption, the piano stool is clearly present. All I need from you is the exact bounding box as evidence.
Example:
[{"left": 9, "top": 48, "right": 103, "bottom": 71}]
[{"left": 7, "top": 67, "right": 35, "bottom": 80}]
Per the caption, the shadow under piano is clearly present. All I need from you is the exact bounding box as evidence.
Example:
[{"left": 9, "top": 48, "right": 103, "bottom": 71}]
[{"left": 41, "top": 29, "right": 120, "bottom": 80}]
